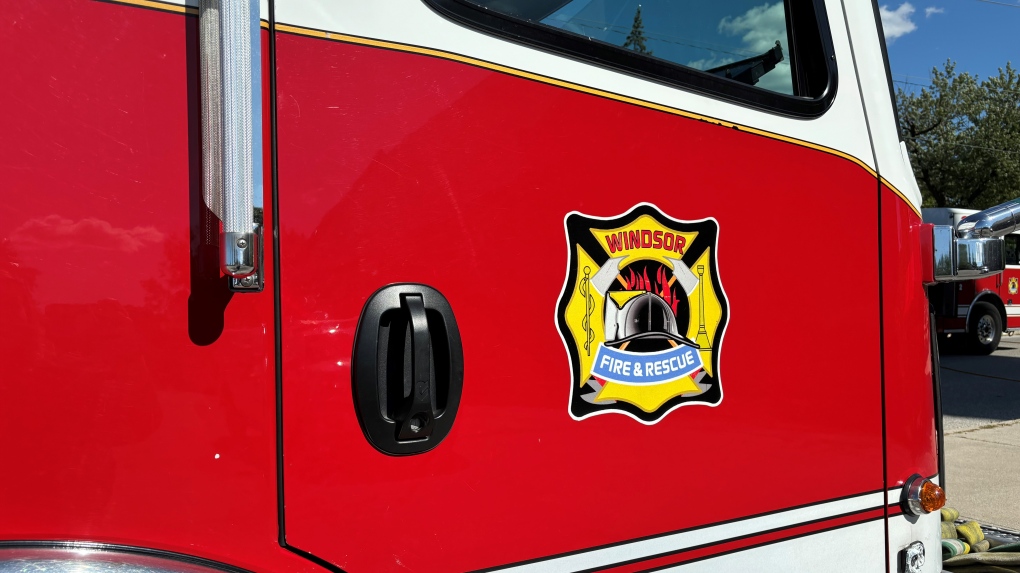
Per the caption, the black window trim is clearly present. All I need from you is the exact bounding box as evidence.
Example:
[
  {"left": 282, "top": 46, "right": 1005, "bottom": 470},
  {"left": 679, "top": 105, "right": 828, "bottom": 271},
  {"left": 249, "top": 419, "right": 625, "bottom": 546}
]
[{"left": 421, "top": 0, "right": 839, "bottom": 119}]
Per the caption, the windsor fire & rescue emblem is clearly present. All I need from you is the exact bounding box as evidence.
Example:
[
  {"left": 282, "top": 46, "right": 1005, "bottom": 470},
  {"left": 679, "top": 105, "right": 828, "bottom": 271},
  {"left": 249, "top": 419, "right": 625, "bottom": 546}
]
[
  {"left": 557, "top": 204, "right": 728, "bottom": 424},
  {"left": 1010, "top": 277, "right": 1018, "bottom": 296}
]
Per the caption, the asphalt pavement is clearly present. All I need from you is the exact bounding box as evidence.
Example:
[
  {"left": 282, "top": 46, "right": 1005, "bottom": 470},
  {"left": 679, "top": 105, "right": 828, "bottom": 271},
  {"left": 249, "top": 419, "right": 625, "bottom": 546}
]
[{"left": 940, "top": 333, "right": 1020, "bottom": 530}]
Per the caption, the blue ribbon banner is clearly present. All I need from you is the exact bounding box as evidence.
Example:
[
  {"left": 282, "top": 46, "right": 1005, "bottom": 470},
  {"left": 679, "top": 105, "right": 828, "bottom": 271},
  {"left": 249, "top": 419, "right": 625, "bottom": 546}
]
[{"left": 591, "top": 343, "right": 703, "bottom": 385}]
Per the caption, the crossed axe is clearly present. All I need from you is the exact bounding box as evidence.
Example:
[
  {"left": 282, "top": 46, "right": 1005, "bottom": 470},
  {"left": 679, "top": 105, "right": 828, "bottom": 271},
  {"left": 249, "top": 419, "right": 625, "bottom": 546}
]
[{"left": 588, "top": 255, "right": 700, "bottom": 297}]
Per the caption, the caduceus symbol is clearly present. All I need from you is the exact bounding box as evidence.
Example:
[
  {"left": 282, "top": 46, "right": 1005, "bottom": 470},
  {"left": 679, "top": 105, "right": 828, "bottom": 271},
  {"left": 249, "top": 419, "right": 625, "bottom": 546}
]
[{"left": 579, "top": 266, "right": 596, "bottom": 355}]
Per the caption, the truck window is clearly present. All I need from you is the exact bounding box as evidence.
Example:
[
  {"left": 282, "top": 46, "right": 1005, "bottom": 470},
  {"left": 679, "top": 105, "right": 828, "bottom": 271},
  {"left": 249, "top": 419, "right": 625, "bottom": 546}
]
[
  {"left": 429, "top": 0, "right": 835, "bottom": 115},
  {"left": 480, "top": 0, "right": 796, "bottom": 93},
  {"left": 1006, "top": 235, "right": 1020, "bottom": 266}
]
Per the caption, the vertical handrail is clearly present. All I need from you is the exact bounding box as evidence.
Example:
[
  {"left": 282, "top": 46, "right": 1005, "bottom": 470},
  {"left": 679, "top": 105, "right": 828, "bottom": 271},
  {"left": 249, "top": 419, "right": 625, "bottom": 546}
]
[{"left": 199, "top": 0, "right": 262, "bottom": 280}]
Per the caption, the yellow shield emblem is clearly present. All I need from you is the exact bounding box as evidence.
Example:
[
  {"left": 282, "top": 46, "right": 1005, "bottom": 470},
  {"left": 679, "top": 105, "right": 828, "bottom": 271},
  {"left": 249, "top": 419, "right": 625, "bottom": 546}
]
[{"left": 557, "top": 204, "right": 728, "bottom": 423}]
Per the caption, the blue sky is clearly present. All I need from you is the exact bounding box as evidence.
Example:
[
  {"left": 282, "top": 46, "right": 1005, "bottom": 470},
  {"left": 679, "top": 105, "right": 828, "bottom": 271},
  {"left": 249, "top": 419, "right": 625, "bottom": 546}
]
[{"left": 880, "top": 0, "right": 1020, "bottom": 90}]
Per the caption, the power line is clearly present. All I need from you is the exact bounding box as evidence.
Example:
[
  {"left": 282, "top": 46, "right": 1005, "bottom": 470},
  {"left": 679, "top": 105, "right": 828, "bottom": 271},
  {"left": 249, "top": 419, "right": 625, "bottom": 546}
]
[
  {"left": 893, "top": 79, "right": 1020, "bottom": 96},
  {"left": 943, "top": 142, "right": 1019, "bottom": 155},
  {"left": 563, "top": 16, "right": 761, "bottom": 59},
  {"left": 893, "top": 79, "right": 931, "bottom": 88},
  {"left": 905, "top": 137, "right": 1020, "bottom": 156},
  {"left": 893, "top": 73, "right": 933, "bottom": 81},
  {"left": 975, "top": 0, "right": 1020, "bottom": 8},
  {"left": 564, "top": 18, "right": 791, "bottom": 70}
]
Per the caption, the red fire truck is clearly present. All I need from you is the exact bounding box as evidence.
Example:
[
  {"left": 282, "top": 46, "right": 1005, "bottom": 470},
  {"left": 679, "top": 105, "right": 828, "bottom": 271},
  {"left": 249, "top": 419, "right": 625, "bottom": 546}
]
[
  {"left": 3, "top": 0, "right": 1019, "bottom": 572},
  {"left": 924, "top": 208, "right": 1020, "bottom": 354}
]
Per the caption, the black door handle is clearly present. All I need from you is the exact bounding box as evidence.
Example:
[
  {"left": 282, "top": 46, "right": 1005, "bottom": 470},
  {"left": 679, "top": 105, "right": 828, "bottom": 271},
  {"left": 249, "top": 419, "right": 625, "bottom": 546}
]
[
  {"left": 352, "top": 284, "right": 463, "bottom": 455},
  {"left": 397, "top": 294, "right": 435, "bottom": 441}
]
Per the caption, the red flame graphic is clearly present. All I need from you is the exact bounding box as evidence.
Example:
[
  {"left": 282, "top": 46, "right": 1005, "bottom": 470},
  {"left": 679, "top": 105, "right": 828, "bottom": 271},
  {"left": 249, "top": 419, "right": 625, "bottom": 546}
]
[{"left": 623, "top": 265, "right": 681, "bottom": 314}]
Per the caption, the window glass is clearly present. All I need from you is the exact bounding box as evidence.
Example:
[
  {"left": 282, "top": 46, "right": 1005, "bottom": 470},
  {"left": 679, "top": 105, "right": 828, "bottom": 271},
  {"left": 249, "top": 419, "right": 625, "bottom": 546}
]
[
  {"left": 1006, "top": 235, "right": 1020, "bottom": 266},
  {"left": 467, "top": 0, "right": 796, "bottom": 94}
]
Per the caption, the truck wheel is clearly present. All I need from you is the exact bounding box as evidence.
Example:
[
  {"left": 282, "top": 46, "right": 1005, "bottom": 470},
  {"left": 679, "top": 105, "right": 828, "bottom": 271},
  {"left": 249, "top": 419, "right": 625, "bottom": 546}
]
[{"left": 968, "top": 302, "right": 1002, "bottom": 355}]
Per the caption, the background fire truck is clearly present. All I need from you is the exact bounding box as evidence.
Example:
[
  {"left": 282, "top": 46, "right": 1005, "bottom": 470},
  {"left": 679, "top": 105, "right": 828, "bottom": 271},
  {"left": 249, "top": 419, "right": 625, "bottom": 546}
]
[{"left": 925, "top": 208, "right": 1020, "bottom": 354}]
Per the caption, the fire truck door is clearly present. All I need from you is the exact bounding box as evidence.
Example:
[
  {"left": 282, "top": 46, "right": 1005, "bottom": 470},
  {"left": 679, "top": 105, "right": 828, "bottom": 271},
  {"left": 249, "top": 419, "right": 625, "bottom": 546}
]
[
  {"left": 273, "top": 1, "right": 889, "bottom": 571},
  {"left": 1002, "top": 234, "right": 1020, "bottom": 328}
]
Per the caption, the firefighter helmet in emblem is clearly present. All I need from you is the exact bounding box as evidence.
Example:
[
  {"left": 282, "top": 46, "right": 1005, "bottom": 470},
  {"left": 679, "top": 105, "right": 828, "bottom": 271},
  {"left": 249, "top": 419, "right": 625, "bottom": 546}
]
[
  {"left": 556, "top": 204, "right": 729, "bottom": 424},
  {"left": 1010, "top": 277, "right": 1018, "bottom": 295}
]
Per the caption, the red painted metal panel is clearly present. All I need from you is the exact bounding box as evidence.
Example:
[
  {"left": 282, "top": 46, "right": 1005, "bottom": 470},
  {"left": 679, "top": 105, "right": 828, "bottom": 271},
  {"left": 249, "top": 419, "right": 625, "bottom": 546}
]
[
  {"left": 275, "top": 33, "right": 885, "bottom": 573},
  {"left": 959, "top": 281, "right": 977, "bottom": 307},
  {"left": 951, "top": 275, "right": 1012, "bottom": 330},
  {"left": 973, "top": 276, "right": 1000, "bottom": 298},
  {"left": 1000, "top": 266, "right": 1020, "bottom": 329},
  {"left": 0, "top": 3, "right": 315, "bottom": 572},
  {"left": 880, "top": 188, "right": 938, "bottom": 487}
]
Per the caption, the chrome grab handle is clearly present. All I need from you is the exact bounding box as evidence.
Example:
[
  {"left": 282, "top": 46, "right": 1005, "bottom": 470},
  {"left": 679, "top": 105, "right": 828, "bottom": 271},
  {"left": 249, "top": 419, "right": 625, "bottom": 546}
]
[
  {"left": 930, "top": 198, "right": 1019, "bottom": 282},
  {"left": 199, "top": 0, "right": 263, "bottom": 285}
]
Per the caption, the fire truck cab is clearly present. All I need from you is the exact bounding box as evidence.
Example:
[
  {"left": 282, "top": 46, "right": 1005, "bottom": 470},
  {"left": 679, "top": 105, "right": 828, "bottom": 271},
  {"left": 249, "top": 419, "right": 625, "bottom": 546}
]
[
  {"left": 4, "top": 0, "right": 1019, "bottom": 572},
  {"left": 925, "top": 207, "right": 1020, "bottom": 354}
]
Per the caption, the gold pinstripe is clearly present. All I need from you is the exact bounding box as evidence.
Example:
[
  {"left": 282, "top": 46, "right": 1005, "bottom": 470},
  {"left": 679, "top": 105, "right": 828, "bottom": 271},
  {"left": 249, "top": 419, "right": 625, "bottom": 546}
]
[
  {"left": 106, "top": 0, "right": 196, "bottom": 14},
  {"left": 98, "top": 0, "right": 269, "bottom": 26},
  {"left": 275, "top": 23, "right": 920, "bottom": 216},
  {"left": 98, "top": 0, "right": 921, "bottom": 217}
]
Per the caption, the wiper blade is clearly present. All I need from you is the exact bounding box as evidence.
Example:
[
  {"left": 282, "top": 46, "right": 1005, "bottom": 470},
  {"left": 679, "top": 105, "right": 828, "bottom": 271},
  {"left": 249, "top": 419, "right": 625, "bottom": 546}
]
[{"left": 705, "top": 41, "right": 784, "bottom": 87}]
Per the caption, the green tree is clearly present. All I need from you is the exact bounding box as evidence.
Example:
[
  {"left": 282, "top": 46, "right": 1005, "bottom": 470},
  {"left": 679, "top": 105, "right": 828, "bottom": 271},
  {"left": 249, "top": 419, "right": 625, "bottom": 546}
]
[
  {"left": 623, "top": 5, "right": 652, "bottom": 55},
  {"left": 897, "top": 61, "right": 1020, "bottom": 209}
]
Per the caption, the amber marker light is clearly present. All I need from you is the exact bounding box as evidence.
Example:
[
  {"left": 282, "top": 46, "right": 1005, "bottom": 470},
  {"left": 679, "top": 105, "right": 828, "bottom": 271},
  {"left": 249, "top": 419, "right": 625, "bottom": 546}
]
[
  {"left": 919, "top": 480, "right": 947, "bottom": 513},
  {"left": 903, "top": 474, "right": 946, "bottom": 515}
]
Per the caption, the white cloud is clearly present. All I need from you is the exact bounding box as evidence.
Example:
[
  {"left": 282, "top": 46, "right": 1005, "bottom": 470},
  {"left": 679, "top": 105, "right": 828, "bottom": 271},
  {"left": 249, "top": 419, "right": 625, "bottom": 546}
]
[
  {"left": 12, "top": 215, "right": 164, "bottom": 253},
  {"left": 880, "top": 3, "right": 918, "bottom": 40},
  {"left": 719, "top": 2, "right": 789, "bottom": 54},
  {"left": 925, "top": 6, "right": 944, "bottom": 17},
  {"left": 717, "top": 2, "right": 793, "bottom": 94},
  {"left": 687, "top": 56, "right": 735, "bottom": 70},
  {"left": 756, "top": 63, "right": 793, "bottom": 94}
]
